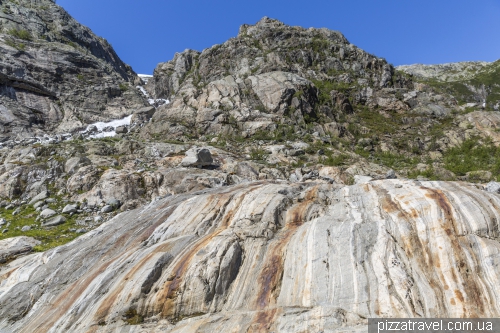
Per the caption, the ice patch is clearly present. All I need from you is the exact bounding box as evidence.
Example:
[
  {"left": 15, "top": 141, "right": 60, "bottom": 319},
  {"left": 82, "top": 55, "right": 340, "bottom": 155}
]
[
  {"left": 136, "top": 75, "right": 170, "bottom": 107},
  {"left": 137, "top": 85, "right": 149, "bottom": 98},
  {"left": 83, "top": 115, "right": 132, "bottom": 138},
  {"left": 138, "top": 74, "right": 153, "bottom": 84},
  {"left": 136, "top": 85, "right": 170, "bottom": 107}
]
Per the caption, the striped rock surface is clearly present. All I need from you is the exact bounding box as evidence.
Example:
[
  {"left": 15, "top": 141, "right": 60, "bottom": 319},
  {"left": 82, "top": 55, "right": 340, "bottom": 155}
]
[{"left": 1, "top": 180, "right": 500, "bottom": 332}]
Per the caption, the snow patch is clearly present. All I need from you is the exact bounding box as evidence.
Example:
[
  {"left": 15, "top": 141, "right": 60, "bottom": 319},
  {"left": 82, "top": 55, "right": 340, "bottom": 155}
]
[
  {"left": 136, "top": 85, "right": 170, "bottom": 107},
  {"left": 138, "top": 74, "right": 153, "bottom": 84},
  {"left": 83, "top": 115, "right": 132, "bottom": 138}
]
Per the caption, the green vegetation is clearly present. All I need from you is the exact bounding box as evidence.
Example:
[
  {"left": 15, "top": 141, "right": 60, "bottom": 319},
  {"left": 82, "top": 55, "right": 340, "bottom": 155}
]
[
  {"left": 443, "top": 137, "right": 500, "bottom": 177},
  {"left": 310, "top": 36, "right": 330, "bottom": 54},
  {"left": 412, "top": 60, "right": 500, "bottom": 106},
  {"left": 124, "top": 309, "right": 144, "bottom": 325},
  {"left": 372, "top": 152, "right": 420, "bottom": 170},
  {"left": 322, "top": 152, "right": 349, "bottom": 166},
  {"left": 312, "top": 79, "right": 352, "bottom": 106},
  {"left": 8, "top": 28, "right": 32, "bottom": 41},
  {"left": 5, "top": 39, "right": 25, "bottom": 51},
  {"left": 249, "top": 147, "right": 268, "bottom": 161},
  {"left": 408, "top": 166, "right": 439, "bottom": 181},
  {"left": 0, "top": 202, "right": 80, "bottom": 252},
  {"left": 119, "top": 83, "right": 129, "bottom": 92}
]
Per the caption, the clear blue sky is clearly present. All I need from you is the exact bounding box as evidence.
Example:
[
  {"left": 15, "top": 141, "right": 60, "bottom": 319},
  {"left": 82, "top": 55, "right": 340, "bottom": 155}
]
[{"left": 58, "top": 0, "right": 500, "bottom": 75}]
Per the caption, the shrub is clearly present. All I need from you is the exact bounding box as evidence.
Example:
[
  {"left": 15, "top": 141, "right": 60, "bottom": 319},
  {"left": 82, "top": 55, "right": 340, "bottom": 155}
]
[
  {"left": 249, "top": 147, "right": 267, "bottom": 161},
  {"left": 323, "top": 152, "right": 349, "bottom": 166},
  {"left": 8, "top": 28, "right": 32, "bottom": 41},
  {"left": 443, "top": 137, "right": 500, "bottom": 177}
]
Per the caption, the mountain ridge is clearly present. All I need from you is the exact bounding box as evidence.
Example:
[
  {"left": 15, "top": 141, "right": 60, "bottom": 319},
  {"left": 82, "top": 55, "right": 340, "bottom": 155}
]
[{"left": 0, "top": 13, "right": 500, "bottom": 333}]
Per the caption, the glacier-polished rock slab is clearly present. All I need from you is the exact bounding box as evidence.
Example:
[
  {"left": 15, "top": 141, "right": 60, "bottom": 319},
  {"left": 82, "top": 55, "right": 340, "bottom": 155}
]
[{"left": 1, "top": 180, "right": 500, "bottom": 332}]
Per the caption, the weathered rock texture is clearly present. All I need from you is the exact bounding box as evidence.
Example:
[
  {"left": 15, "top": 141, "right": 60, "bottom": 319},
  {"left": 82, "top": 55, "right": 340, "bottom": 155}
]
[
  {"left": 397, "top": 60, "right": 500, "bottom": 109},
  {"left": 1, "top": 179, "right": 500, "bottom": 332},
  {"left": 0, "top": 0, "right": 147, "bottom": 140},
  {"left": 141, "top": 17, "right": 439, "bottom": 141}
]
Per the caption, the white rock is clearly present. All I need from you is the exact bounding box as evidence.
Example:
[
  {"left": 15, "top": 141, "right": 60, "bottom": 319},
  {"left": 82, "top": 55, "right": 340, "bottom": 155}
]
[
  {"left": 181, "top": 147, "right": 213, "bottom": 167},
  {"left": 485, "top": 181, "right": 500, "bottom": 193},
  {"left": 354, "top": 175, "right": 373, "bottom": 184},
  {"left": 39, "top": 208, "right": 56, "bottom": 219}
]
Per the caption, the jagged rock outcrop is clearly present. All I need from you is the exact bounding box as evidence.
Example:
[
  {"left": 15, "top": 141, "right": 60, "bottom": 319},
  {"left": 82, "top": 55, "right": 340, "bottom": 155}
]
[
  {"left": 1, "top": 180, "right": 500, "bottom": 332},
  {"left": 140, "top": 17, "right": 416, "bottom": 141},
  {"left": 0, "top": 0, "right": 148, "bottom": 140},
  {"left": 397, "top": 60, "right": 500, "bottom": 110}
]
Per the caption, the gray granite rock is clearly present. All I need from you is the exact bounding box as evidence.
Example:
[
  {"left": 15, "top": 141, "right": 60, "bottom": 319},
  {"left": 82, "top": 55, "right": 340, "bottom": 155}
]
[
  {"left": 42, "top": 215, "right": 67, "bottom": 227},
  {"left": 181, "top": 147, "right": 213, "bottom": 167},
  {"left": 39, "top": 209, "right": 56, "bottom": 219},
  {"left": 62, "top": 204, "right": 78, "bottom": 214}
]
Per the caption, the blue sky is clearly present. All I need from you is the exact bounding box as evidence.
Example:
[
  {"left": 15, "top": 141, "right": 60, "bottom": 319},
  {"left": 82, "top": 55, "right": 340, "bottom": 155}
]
[{"left": 58, "top": 0, "right": 500, "bottom": 74}]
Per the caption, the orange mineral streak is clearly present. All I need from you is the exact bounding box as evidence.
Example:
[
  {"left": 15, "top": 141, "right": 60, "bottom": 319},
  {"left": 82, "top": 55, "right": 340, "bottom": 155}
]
[
  {"left": 421, "top": 187, "right": 486, "bottom": 317},
  {"left": 247, "top": 308, "right": 279, "bottom": 333},
  {"left": 22, "top": 205, "right": 172, "bottom": 333},
  {"left": 376, "top": 185, "right": 448, "bottom": 315},
  {"left": 155, "top": 184, "right": 262, "bottom": 319},
  {"left": 0, "top": 266, "right": 19, "bottom": 281},
  {"left": 255, "top": 186, "right": 319, "bottom": 309},
  {"left": 22, "top": 254, "right": 118, "bottom": 333},
  {"left": 93, "top": 242, "right": 175, "bottom": 324}
]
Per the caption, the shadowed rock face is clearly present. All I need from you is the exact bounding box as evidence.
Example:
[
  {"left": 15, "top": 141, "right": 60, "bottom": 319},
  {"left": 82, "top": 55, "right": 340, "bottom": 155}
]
[
  {"left": 1, "top": 179, "right": 500, "bottom": 332},
  {"left": 0, "top": 0, "right": 147, "bottom": 140}
]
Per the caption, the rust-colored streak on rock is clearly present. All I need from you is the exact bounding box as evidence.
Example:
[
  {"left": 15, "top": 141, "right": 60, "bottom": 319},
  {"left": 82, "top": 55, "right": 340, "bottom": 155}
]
[
  {"left": 247, "top": 309, "right": 278, "bottom": 333},
  {"left": 256, "top": 254, "right": 283, "bottom": 309},
  {"left": 25, "top": 256, "right": 118, "bottom": 333},
  {"left": 24, "top": 225, "right": 150, "bottom": 332},
  {"left": 156, "top": 187, "right": 256, "bottom": 318},
  {"left": 377, "top": 187, "right": 424, "bottom": 261},
  {"left": 94, "top": 242, "right": 174, "bottom": 324},
  {"left": 422, "top": 187, "right": 486, "bottom": 317},
  {"left": 255, "top": 186, "right": 319, "bottom": 309},
  {"left": 376, "top": 186, "right": 449, "bottom": 313},
  {"left": 139, "top": 206, "right": 178, "bottom": 242},
  {"left": 0, "top": 266, "right": 19, "bottom": 281}
]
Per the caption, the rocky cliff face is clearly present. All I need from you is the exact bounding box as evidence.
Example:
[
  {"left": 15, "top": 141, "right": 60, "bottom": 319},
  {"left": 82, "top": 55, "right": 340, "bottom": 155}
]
[
  {"left": 397, "top": 60, "right": 500, "bottom": 110},
  {"left": 141, "top": 17, "right": 422, "bottom": 141},
  {"left": 0, "top": 0, "right": 147, "bottom": 140},
  {"left": 1, "top": 180, "right": 500, "bottom": 332}
]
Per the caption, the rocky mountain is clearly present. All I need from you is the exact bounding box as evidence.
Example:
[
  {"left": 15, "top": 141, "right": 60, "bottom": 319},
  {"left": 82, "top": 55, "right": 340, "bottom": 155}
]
[
  {"left": 142, "top": 17, "right": 415, "bottom": 141},
  {"left": 1, "top": 13, "right": 500, "bottom": 333},
  {"left": 0, "top": 0, "right": 147, "bottom": 140},
  {"left": 397, "top": 60, "right": 500, "bottom": 110}
]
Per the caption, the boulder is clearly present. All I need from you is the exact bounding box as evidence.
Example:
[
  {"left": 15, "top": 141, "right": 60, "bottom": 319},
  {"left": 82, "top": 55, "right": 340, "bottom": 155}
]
[
  {"left": 62, "top": 204, "right": 78, "bottom": 214},
  {"left": 29, "top": 190, "right": 50, "bottom": 205},
  {"left": 386, "top": 169, "right": 397, "bottom": 179},
  {"left": 115, "top": 126, "right": 128, "bottom": 134},
  {"left": 39, "top": 208, "right": 56, "bottom": 219},
  {"left": 106, "top": 198, "right": 122, "bottom": 208},
  {"left": 65, "top": 156, "right": 91, "bottom": 174},
  {"left": 485, "top": 181, "right": 500, "bottom": 193},
  {"left": 0, "top": 236, "right": 40, "bottom": 263},
  {"left": 43, "top": 215, "right": 67, "bottom": 227},
  {"left": 181, "top": 147, "right": 213, "bottom": 167},
  {"left": 354, "top": 175, "right": 373, "bottom": 184},
  {"left": 101, "top": 205, "right": 114, "bottom": 213},
  {"left": 131, "top": 106, "right": 156, "bottom": 124}
]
